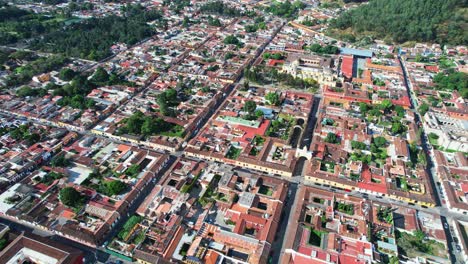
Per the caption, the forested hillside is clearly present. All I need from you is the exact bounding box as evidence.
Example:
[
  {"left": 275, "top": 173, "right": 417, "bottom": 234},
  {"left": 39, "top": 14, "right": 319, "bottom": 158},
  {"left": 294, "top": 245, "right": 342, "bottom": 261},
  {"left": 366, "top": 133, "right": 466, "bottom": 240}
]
[
  {"left": 29, "top": 5, "right": 161, "bottom": 60},
  {"left": 330, "top": 0, "right": 467, "bottom": 45}
]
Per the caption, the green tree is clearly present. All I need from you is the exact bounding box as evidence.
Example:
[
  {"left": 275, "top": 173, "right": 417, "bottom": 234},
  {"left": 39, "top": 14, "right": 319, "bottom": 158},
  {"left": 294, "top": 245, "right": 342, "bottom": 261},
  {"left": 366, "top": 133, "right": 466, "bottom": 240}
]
[
  {"left": 105, "top": 180, "right": 127, "bottom": 196},
  {"left": 125, "top": 164, "right": 141, "bottom": 177},
  {"left": 428, "top": 132, "right": 439, "bottom": 140},
  {"left": 255, "top": 109, "right": 264, "bottom": 118},
  {"left": 200, "top": 1, "right": 242, "bottom": 17},
  {"left": 373, "top": 136, "right": 387, "bottom": 148},
  {"left": 368, "top": 109, "right": 382, "bottom": 117},
  {"left": 244, "top": 100, "right": 257, "bottom": 114},
  {"left": 59, "top": 68, "right": 77, "bottom": 81},
  {"left": 59, "top": 187, "right": 83, "bottom": 208},
  {"left": 271, "top": 53, "right": 284, "bottom": 60},
  {"left": 359, "top": 103, "right": 369, "bottom": 113},
  {"left": 379, "top": 99, "right": 393, "bottom": 112},
  {"left": 207, "top": 16, "right": 222, "bottom": 27},
  {"left": 351, "top": 141, "right": 366, "bottom": 150},
  {"left": 265, "top": 0, "right": 306, "bottom": 18},
  {"left": 391, "top": 122, "right": 405, "bottom": 134},
  {"left": 16, "top": 86, "right": 35, "bottom": 97},
  {"left": 265, "top": 92, "right": 281, "bottom": 106},
  {"left": 51, "top": 154, "right": 70, "bottom": 167},
  {"left": 26, "top": 133, "right": 40, "bottom": 145},
  {"left": 91, "top": 67, "right": 109, "bottom": 83},
  {"left": 0, "top": 238, "right": 7, "bottom": 251},
  {"left": 389, "top": 256, "right": 399, "bottom": 264},
  {"left": 27, "top": 5, "right": 162, "bottom": 60},
  {"left": 141, "top": 116, "right": 158, "bottom": 136},
  {"left": 223, "top": 35, "right": 242, "bottom": 47},
  {"left": 414, "top": 230, "right": 426, "bottom": 241},
  {"left": 418, "top": 103, "right": 430, "bottom": 116},
  {"left": 242, "top": 80, "right": 250, "bottom": 91},
  {"left": 324, "top": 132, "right": 338, "bottom": 144},
  {"left": 330, "top": 0, "right": 467, "bottom": 45},
  {"left": 433, "top": 71, "right": 468, "bottom": 98},
  {"left": 157, "top": 88, "right": 179, "bottom": 117},
  {"left": 182, "top": 16, "right": 190, "bottom": 27},
  {"left": 394, "top": 105, "right": 405, "bottom": 117}
]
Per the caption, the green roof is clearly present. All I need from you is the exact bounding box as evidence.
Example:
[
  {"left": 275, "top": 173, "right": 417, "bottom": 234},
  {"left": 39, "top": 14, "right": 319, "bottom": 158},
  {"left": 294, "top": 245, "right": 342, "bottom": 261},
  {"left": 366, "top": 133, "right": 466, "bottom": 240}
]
[{"left": 217, "top": 116, "right": 260, "bottom": 128}]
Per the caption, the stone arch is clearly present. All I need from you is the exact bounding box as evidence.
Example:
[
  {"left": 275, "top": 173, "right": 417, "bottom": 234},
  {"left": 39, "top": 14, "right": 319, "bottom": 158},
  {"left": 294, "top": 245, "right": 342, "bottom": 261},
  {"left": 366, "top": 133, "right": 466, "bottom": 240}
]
[
  {"left": 295, "top": 146, "right": 313, "bottom": 160},
  {"left": 296, "top": 118, "right": 305, "bottom": 127}
]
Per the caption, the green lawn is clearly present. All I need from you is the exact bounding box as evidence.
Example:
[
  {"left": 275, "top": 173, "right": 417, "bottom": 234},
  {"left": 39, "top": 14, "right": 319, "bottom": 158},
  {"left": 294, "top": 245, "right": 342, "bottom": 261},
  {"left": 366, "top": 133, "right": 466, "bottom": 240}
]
[
  {"left": 349, "top": 173, "right": 361, "bottom": 181},
  {"left": 320, "top": 161, "right": 335, "bottom": 173},
  {"left": 313, "top": 197, "right": 325, "bottom": 204},
  {"left": 429, "top": 137, "right": 439, "bottom": 146},
  {"left": 335, "top": 202, "right": 354, "bottom": 215},
  {"left": 249, "top": 147, "right": 260, "bottom": 156},
  {"left": 118, "top": 215, "right": 143, "bottom": 241},
  {"left": 305, "top": 226, "right": 328, "bottom": 247},
  {"left": 396, "top": 230, "right": 447, "bottom": 258},
  {"left": 160, "top": 124, "right": 185, "bottom": 138},
  {"left": 226, "top": 146, "right": 242, "bottom": 159},
  {"left": 258, "top": 185, "right": 273, "bottom": 196},
  {"left": 179, "top": 243, "right": 190, "bottom": 256}
]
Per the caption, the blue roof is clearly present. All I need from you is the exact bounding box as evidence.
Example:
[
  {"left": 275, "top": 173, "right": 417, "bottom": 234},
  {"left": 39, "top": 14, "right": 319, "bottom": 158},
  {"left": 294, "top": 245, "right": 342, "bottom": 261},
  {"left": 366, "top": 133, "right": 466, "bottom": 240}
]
[
  {"left": 256, "top": 106, "right": 274, "bottom": 119},
  {"left": 340, "top": 47, "right": 373, "bottom": 58}
]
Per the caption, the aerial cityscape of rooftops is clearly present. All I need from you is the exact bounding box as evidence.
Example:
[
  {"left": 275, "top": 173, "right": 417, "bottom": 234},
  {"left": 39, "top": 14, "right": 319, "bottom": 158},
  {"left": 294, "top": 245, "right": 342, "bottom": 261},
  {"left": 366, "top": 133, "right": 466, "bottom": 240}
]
[{"left": 0, "top": 0, "right": 467, "bottom": 263}]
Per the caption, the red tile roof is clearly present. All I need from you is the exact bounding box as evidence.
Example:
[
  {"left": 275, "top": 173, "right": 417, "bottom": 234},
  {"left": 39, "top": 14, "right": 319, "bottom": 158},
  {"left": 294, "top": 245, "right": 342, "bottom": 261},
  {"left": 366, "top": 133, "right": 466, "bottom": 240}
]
[{"left": 342, "top": 55, "right": 354, "bottom": 78}]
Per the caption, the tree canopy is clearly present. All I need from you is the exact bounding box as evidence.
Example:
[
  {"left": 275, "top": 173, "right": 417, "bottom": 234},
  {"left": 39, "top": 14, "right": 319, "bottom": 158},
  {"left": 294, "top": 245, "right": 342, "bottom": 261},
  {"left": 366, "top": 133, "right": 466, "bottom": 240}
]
[
  {"left": 4, "top": 55, "right": 67, "bottom": 88},
  {"left": 59, "top": 187, "right": 83, "bottom": 208},
  {"left": 157, "top": 89, "right": 179, "bottom": 117},
  {"left": 0, "top": 5, "right": 62, "bottom": 45},
  {"left": 244, "top": 100, "right": 257, "bottom": 115},
  {"left": 51, "top": 153, "right": 71, "bottom": 167},
  {"left": 265, "top": 0, "right": 306, "bottom": 19},
  {"left": 59, "top": 68, "right": 77, "bottom": 81},
  {"left": 29, "top": 4, "right": 162, "bottom": 60},
  {"left": 102, "top": 180, "right": 127, "bottom": 196},
  {"left": 223, "top": 35, "right": 243, "bottom": 48},
  {"left": 117, "top": 111, "right": 184, "bottom": 138},
  {"left": 324, "top": 132, "right": 339, "bottom": 144},
  {"left": 433, "top": 71, "right": 468, "bottom": 98},
  {"left": 16, "top": 86, "right": 47, "bottom": 98},
  {"left": 265, "top": 92, "right": 281, "bottom": 106},
  {"left": 200, "top": 1, "right": 243, "bottom": 17},
  {"left": 330, "top": 0, "right": 467, "bottom": 45},
  {"left": 305, "top": 44, "right": 339, "bottom": 55}
]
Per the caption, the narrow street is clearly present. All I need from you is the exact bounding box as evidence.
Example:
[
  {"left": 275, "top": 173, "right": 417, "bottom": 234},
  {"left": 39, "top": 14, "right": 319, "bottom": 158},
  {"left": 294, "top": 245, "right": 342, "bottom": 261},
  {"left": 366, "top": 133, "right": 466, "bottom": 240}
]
[
  {"left": 0, "top": 4, "right": 468, "bottom": 264},
  {"left": 276, "top": 57, "right": 467, "bottom": 264},
  {"left": 270, "top": 182, "right": 298, "bottom": 263},
  {"left": 398, "top": 55, "right": 465, "bottom": 263}
]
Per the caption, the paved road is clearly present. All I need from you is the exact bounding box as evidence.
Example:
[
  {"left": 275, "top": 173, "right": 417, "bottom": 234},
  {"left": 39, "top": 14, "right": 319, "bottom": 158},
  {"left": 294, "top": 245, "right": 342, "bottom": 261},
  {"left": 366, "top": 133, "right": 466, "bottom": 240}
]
[
  {"left": 276, "top": 57, "right": 467, "bottom": 263},
  {"left": 290, "top": 95, "right": 322, "bottom": 178},
  {"left": 270, "top": 182, "right": 298, "bottom": 263},
  {"left": 100, "top": 155, "right": 177, "bottom": 247},
  {"left": 399, "top": 55, "right": 465, "bottom": 263},
  {"left": 299, "top": 95, "right": 322, "bottom": 150},
  {"left": 3, "top": 13, "right": 465, "bottom": 264},
  {"left": 0, "top": 17, "right": 290, "bottom": 264}
]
